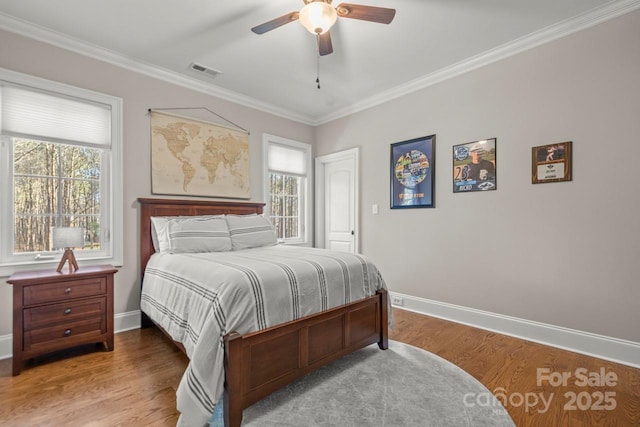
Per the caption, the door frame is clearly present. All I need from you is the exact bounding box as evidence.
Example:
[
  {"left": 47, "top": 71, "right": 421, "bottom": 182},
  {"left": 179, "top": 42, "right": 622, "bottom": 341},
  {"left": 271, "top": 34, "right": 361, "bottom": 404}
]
[{"left": 315, "top": 147, "right": 360, "bottom": 252}]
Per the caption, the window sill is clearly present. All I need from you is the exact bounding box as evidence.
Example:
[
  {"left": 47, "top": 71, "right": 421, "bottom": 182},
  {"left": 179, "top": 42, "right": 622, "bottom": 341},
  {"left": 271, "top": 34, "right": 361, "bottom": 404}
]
[
  {"left": 0, "top": 256, "right": 122, "bottom": 278},
  {"left": 279, "top": 241, "right": 311, "bottom": 247}
]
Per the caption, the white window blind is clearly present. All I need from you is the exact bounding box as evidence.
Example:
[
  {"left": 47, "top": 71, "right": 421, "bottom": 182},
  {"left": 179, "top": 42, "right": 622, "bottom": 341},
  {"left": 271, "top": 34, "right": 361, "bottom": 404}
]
[
  {"left": 268, "top": 143, "right": 307, "bottom": 175},
  {"left": 1, "top": 85, "right": 111, "bottom": 146}
]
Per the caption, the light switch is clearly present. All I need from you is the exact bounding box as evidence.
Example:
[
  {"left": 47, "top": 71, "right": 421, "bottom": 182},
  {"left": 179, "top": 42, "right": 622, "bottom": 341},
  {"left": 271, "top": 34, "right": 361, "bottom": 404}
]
[{"left": 372, "top": 204, "right": 379, "bottom": 215}]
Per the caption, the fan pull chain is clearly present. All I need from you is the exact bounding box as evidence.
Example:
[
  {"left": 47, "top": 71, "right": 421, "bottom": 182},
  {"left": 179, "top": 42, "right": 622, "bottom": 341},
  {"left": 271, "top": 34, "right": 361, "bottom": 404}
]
[{"left": 316, "top": 36, "right": 321, "bottom": 89}]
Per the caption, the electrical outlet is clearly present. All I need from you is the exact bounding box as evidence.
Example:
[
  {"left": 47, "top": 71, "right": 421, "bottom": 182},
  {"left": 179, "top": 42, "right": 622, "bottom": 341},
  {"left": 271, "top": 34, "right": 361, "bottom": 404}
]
[{"left": 391, "top": 296, "right": 404, "bottom": 306}]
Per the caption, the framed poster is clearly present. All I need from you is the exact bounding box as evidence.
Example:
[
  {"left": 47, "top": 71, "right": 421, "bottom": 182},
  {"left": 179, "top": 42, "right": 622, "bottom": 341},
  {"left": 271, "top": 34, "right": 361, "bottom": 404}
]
[
  {"left": 390, "top": 135, "right": 436, "bottom": 209},
  {"left": 532, "top": 141, "right": 572, "bottom": 184},
  {"left": 453, "top": 138, "right": 497, "bottom": 193}
]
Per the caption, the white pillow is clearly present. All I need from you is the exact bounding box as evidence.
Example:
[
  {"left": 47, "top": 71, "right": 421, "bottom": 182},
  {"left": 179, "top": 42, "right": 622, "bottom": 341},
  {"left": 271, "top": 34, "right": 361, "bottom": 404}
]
[
  {"left": 150, "top": 216, "right": 172, "bottom": 252},
  {"left": 225, "top": 215, "right": 278, "bottom": 250},
  {"left": 166, "top": 216, "right": 231, "bottom": 253},
  {"left": 151, "top": 215, "right": 226, "bottom": 252}
]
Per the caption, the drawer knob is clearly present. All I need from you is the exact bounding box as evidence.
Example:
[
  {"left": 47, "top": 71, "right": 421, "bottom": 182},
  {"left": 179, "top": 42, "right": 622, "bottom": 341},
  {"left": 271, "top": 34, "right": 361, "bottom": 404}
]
[
  {"left": 64, "top": 329, "right": 72, "bottom": 336},
  {"left": 64, "top": 287, "right": 72, "bottom": 294},
  {"left": 64, "top": 308, "right": 72, "bottom": 315}
]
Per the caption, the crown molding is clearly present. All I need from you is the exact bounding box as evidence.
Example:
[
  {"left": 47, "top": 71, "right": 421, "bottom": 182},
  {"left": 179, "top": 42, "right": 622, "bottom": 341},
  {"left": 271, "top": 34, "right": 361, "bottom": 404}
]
[
  {"left": 313, "top": 0, "right": 640, "bottom": 125},
  {"left": 2, "top": 0, "right": 639, "bottom": 127},
  {"left": 0, "top": 12, "right": 315, "bottom": 126}
]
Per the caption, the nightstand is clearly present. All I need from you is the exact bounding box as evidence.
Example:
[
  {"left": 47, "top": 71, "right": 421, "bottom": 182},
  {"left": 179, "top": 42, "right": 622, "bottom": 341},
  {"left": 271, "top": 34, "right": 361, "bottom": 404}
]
[{"left": 7, "top": 264, "right": 117, "bottom": 375}]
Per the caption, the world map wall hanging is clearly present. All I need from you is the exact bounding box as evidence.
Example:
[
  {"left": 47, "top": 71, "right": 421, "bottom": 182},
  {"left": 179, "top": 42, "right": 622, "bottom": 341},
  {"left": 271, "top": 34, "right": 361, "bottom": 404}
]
[{"left": 150, "top": 110, "right": 250, "bottom": 199}]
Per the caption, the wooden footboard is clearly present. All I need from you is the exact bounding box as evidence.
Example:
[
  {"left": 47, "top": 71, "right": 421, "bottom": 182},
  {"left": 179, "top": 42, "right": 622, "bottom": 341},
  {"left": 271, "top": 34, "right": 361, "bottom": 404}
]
[{"left": 223, "top": 289, "right": 388, "bottom": 427}]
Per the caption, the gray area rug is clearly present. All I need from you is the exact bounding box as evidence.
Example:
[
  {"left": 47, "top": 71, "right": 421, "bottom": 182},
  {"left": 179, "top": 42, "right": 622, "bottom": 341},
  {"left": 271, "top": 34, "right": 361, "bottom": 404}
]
[{"left": 243, "top": 340, "right": 514, "bottom": 426}]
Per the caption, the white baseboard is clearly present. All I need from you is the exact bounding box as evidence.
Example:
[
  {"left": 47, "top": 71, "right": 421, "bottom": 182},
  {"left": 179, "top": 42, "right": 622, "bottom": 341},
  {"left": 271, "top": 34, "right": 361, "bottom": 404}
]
[
  {"left": 115, "top": 310, "right": 142, "bottom": 333},
  {"left": 390, "top": 292, "right": 640, "bottom": 369},
  {"left": 0, "top": 310, "right": 141, "bottom": 360},
  {"left": 0, "top": 334, "right": 10, "bottom": 361}
]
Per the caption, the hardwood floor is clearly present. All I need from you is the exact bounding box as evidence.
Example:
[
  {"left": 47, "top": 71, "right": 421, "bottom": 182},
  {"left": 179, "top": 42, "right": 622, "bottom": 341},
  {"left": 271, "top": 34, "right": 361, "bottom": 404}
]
[
  {"left": 0, "top": 327, "right": 188, "bottom": 426},
  {"left": 389, "top": 309, "right": 640, "bottom": 427},
  {"left": 0, "top": 308, "right": 638, "bottom": 426}
]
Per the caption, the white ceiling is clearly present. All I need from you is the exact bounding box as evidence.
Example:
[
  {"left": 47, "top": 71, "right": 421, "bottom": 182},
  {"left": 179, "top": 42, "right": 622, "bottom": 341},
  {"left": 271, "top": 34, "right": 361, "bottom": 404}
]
[{"left": 0, "top": 0, "right": 637, "bottom": 125}]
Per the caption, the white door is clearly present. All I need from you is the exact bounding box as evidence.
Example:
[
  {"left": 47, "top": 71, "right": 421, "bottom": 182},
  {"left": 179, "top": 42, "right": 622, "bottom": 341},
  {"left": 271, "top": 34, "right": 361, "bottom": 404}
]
[{"left": 315, "top": 148, "right": 359, "bottom": 253}]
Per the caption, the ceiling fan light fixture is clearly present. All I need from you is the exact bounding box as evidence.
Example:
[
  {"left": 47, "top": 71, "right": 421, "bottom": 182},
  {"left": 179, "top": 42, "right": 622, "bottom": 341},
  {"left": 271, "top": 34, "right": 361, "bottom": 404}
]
[{"left": 299, "top": 1, "right": 337, "bottom": 35}]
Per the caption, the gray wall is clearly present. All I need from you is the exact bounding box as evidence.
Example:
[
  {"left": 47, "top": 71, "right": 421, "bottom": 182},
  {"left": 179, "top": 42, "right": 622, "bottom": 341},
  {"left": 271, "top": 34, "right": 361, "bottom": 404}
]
[
  {"left": 315, "top": 10, "right": 640, "bottom": 342},
  {"left": 0, "top": 29, "right": 314, "bottom": 337}
]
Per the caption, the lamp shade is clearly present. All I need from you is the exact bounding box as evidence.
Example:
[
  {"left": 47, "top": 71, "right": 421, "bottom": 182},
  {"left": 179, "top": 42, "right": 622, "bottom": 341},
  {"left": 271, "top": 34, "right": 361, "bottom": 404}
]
[
  {"left": 52, "top": 227, "right": 84, "bottom": 249},
  {"left": 299, "top": 1, "right": 337, "bottom": 34}
]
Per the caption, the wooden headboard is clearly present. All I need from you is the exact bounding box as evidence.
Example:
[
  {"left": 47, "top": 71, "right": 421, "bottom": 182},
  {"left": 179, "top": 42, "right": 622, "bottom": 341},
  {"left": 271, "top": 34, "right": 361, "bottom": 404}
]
[{"left": 137, "top": 198, "right": 265, "bottom": 274}]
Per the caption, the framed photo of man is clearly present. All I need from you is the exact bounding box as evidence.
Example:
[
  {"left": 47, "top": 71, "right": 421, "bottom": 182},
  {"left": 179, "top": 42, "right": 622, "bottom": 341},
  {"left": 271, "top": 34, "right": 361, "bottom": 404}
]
[
  {"left": 532, "top": 141, "right": 572, "bottom": 184},
  {"left": 453, "top": 138, "right": 497, "bottom": 193}
]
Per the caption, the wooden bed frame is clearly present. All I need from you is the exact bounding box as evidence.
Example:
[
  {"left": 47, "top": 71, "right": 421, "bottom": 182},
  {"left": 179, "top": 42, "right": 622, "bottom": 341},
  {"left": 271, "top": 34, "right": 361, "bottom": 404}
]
[{"left": 138, "top": 198, "right": 388, "bottom": 427}]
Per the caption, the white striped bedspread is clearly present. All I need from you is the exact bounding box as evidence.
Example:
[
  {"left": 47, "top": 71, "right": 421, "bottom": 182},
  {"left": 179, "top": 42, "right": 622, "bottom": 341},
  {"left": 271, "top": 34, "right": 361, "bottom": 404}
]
[{"left": 140, "top": 245, "right": 390, "bottom": 427}]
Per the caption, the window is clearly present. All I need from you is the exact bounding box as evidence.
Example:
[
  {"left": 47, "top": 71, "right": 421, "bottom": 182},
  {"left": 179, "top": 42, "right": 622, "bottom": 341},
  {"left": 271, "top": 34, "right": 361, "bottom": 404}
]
[
  {"left": 263, "top": 134, "right": 312, "bottom": 246},
  {"left": 0, "top": 69, "right": 122, "bottom": 274}
]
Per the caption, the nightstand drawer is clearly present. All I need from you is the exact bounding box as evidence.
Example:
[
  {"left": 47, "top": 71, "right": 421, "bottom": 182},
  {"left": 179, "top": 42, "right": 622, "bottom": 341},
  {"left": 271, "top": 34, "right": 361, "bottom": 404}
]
[
  {"left": 23, "top": 277, "right": 106, "bottom": 306},
  {"left": 24, "top": 297, "right": 106, "bottom": 330},
  {"left": 24, "top": 316, "right": 106, "bottom": 353}
]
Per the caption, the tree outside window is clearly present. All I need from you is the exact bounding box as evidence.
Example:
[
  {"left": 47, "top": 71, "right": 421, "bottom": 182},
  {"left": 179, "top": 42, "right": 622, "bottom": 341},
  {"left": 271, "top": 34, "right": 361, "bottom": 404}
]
[
  {"left": 13, "top": 138, "right": 103, "bottom": 254},
  {"left": 269, "top": 173, "right": 301, "bottom": 240}
]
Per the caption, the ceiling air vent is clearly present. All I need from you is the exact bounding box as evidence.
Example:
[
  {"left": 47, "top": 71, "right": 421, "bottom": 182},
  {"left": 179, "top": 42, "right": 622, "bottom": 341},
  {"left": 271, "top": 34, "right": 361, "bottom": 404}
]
[{"left": 189, "top": 62, "right": 221, "bottom": 78}]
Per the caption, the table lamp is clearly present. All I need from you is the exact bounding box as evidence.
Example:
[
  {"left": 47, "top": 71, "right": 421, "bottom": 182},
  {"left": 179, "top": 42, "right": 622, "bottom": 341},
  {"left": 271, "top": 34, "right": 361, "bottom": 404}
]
[{"left": 52, "top": 227, "right": 84, "bottom": 273}]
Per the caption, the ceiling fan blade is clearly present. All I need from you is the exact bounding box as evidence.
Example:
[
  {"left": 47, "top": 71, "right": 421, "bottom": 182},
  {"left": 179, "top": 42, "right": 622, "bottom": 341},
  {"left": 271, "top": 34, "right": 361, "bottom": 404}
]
[
  {"left": 318, "top": 31, "right": 333, "bottom": 56},
  {"left": 335, "top": 3, "right": 395, "bottom": 24},
  {"left": 251, "top": 12, "right": 299, "bottom": 34}
]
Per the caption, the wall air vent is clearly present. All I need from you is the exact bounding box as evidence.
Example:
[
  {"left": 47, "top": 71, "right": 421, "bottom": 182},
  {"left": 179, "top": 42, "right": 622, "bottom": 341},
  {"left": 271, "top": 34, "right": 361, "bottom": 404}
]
[{"left": 189, "top": 62, "right": 221, "bottom": 78}]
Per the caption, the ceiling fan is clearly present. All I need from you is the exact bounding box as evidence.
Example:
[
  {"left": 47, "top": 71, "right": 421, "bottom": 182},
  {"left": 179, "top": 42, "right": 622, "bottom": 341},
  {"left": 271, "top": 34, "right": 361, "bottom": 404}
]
[{"left": 251, "top": 0, "right": 396, "bottom": 56}]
